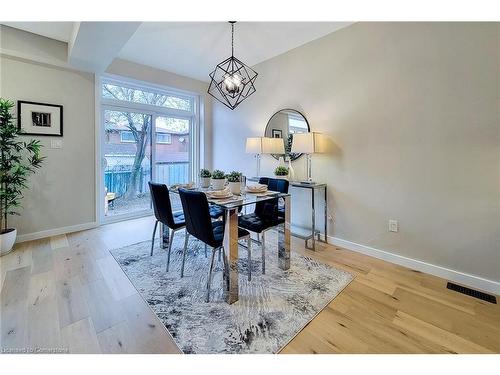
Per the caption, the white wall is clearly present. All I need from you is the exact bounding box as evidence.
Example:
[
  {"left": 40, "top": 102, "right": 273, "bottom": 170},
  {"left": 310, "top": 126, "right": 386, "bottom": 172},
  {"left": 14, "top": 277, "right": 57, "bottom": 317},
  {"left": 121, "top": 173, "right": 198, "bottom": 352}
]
[
  {"left": 0, "top": 55, "right": 96, "bottom": 236},
  {"left": 213, "top": 23, "right": 500, "bottom": 288}
]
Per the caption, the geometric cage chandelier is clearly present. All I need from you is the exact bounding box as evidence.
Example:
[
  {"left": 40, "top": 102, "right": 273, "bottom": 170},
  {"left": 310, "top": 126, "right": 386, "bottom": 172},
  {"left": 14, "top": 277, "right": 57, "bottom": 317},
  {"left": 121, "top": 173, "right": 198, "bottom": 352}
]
[{"left": 207, "top": 21, "right": 258, "bottom": 110}]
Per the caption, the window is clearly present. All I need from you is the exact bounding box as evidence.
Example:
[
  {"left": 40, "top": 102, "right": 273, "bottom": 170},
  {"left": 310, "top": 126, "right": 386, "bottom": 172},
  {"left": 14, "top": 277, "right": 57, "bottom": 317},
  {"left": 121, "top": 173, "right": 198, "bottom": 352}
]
[
  {"left": 100, "top": 76, "right": 199, "bottom": 222},
  {"left": 102, "top": 81, "right": 192, "bottom": 111},
  {"left": 120, "top": 130, "right": 136, "bottom": 143},
  {"left": 288, "top": 115, "right": 309, "bottom": 134},
  {"left": 156, "top": 133, "right": 172, "bottom": 144}
]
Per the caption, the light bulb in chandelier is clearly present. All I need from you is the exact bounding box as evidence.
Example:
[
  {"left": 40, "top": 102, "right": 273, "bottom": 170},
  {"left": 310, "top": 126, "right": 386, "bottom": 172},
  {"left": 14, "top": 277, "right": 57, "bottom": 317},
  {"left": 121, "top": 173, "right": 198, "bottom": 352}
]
[{"left": 223, "top": 73, "right": 244, "bottom": 95}]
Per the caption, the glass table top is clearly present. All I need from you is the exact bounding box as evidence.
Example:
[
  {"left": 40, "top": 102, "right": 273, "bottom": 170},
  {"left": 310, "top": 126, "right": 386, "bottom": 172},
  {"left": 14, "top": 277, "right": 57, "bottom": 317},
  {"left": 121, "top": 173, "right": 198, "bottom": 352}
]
[{"left": 169, "top": 186, "right": 289, "bottom": 210}]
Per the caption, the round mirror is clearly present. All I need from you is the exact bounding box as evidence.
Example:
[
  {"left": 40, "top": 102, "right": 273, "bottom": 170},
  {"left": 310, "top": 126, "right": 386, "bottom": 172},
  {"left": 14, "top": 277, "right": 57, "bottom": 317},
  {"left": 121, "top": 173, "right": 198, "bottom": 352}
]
[{"left": 264, "top": 109, "right": 310, "bottom": 161}]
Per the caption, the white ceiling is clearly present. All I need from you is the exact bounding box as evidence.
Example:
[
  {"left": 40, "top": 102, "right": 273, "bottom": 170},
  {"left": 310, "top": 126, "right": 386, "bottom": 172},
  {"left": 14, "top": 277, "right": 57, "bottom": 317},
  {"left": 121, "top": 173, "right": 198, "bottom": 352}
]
[
  {"left": 2, "top": 22, "right": 74, "bottom": 42},
  {"left": 1, "top": 21, "right": 351, "bottom": 80},
  {"left": 119, "top": 22, "right": 351, "bottom": 82}
]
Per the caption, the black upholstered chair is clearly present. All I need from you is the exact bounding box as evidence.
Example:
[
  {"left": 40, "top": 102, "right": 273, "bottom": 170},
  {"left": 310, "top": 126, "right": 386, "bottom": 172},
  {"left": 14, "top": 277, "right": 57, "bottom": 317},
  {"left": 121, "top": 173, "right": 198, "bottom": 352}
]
[
  {"left": 265, "top": 178, "right": 289, "bottom": 218},
  {"left": 148, "top": 182, "right": 186, "bottom": 272},
  {"left": 237, "top": 178, "right": 289, "bottom": 275},
  {"left": 179, "top": 189, "right": 251, "bottom": 302}
]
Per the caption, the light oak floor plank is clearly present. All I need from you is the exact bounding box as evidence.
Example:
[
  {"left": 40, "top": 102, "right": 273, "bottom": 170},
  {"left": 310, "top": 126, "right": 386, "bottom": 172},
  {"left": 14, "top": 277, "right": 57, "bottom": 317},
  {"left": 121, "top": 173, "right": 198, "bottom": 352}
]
[
  {"left": 1, "top": 266, "right": 31, "bottom": 350},
  {"left": 61, "top": 317, "right": 101, "bottom": 354},
  {"left": 1, "top": 216, "right": 498, "bottom": 354},
  {"left": 50, "top": 234, "right": 69, "bottom": 250}
]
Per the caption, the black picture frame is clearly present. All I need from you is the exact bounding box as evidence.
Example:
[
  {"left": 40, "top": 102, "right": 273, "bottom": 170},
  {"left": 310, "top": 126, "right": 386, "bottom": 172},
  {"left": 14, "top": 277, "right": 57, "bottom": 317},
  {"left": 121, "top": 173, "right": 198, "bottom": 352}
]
[
  {"left": 17, "top": 100, "right": 63, "bottom": 137},
  {"left": 272, "top": 129, "right": 282, "bottom": 138}
]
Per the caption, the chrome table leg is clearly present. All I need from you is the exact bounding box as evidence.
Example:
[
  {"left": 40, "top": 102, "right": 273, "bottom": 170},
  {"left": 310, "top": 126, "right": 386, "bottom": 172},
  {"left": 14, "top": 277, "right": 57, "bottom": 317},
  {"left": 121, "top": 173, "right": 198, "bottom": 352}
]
[
  {"left": 278, "top": 195, "right": 291, "bottom": 270},
  {"left": 160, "top": 222, "right": 169, "bottom": 249},
  {"left": 223, "top": 208, "right": 239, "bottom": 304}
]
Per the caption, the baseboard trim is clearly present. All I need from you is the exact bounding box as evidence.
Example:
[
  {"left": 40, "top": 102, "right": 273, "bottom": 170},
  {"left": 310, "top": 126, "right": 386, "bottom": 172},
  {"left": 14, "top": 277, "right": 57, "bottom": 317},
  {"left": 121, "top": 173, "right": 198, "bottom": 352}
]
[
  {"left": 324, "top": 235, "right": 500, "bottom": 295},
  {"left": 16, "top": 222, "right": 98, "bottom": 243}
]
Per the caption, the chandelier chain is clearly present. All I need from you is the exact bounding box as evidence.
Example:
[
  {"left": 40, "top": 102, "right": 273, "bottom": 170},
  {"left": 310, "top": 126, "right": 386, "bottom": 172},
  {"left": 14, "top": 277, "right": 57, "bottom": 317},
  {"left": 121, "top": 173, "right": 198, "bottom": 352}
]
[{"left": 231, "top": 22, "right": 234, "bottom": 57}]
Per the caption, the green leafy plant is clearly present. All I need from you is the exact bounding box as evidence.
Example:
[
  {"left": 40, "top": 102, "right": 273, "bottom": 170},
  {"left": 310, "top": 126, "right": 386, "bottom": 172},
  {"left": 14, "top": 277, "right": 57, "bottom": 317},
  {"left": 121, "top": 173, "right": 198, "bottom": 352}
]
[
  {"left": 0, "top": 99, "right": 44, "bottom": 233},
  {"left": 200, "top": 168, "right": 211, "bottom": 178},
  {"left": 211, "top": 169, "right": 225, "bottom": 179},
  {"left": 274, "top": 166, "right": 289, "bottom": 176},
  {"left": 226, "top": 171, "right": 241, "bottom": 183}
]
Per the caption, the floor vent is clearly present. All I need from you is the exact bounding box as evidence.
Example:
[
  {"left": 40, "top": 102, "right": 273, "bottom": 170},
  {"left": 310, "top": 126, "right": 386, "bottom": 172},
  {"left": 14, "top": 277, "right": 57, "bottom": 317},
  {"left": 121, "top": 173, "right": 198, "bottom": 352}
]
[{"left": 447, "top": 282, "right": 497, "bottom": 304}]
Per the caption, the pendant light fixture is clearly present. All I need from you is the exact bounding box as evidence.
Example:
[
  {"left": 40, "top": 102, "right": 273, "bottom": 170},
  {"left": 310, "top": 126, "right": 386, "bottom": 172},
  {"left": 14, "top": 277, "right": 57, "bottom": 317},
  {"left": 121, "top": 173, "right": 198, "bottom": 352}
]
[{"left": 208, "top": 21, "right": 258, "bottom": 110}]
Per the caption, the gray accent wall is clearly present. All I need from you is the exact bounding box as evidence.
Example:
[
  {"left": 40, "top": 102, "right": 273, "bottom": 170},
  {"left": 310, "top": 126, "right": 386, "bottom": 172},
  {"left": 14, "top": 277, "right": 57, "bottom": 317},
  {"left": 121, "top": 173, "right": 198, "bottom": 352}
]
[
  {"left": 0, "top": 56, "right": 96, "bottom": 235},
  {"left": 212, "top": 23, "right": 500, "bottom": 284}
]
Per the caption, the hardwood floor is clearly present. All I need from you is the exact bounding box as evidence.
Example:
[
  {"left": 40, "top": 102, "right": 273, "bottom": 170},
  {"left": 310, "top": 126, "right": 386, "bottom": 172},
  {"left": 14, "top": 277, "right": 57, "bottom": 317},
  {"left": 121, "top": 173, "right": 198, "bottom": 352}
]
[{"left": 1, "top": 216, "right": 499, "bottom": 354}]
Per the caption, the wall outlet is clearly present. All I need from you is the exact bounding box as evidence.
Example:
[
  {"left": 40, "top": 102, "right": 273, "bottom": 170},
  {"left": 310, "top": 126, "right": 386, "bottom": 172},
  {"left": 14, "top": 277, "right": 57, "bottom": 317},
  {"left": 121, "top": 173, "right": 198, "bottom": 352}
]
[
  {"left": 389, "top": 219, "right": 399, "bottom": 233},
  {"left": 50, "top": 139, "right": 63, "bottom": 149}
]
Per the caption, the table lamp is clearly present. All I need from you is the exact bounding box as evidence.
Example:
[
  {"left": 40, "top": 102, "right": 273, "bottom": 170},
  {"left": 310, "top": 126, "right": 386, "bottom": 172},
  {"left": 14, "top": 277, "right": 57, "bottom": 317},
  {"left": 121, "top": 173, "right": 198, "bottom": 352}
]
[
  {"left": 262, "top": 137, "right": 285, "bottom": 156},
  {"left": 291, "top": 132, "right": 327, "bottom": 183},
  {"left": 246, "top": 137, "right": 264, "bottom": 177}
]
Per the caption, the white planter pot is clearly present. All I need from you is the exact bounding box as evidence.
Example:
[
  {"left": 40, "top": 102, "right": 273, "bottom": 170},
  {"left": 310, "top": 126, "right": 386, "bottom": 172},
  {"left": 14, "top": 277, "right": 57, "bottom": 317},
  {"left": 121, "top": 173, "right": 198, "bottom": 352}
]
[
  {"left": 228, "top": 181, "right": 241, "bottom": 195},
  {"left": 0, "top": 228, "right": 17, "bottom": 256},
  {"left": 274, "top": 174, "right": 289, "bottom": 180},
  {"left": 211, "top": 178, "right": 226, "bottom": 190},
  {"left": 200, "top": 177, "right": 211, "bottom": 188}
]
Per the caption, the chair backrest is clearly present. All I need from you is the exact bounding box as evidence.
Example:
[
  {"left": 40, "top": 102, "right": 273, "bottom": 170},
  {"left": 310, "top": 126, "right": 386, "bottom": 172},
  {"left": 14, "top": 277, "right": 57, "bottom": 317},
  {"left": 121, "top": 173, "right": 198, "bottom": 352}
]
[
  {"left": 268, "top": 178, "right": 289, "bottom": 194},
  {"left": 258, "top": 177, "right": 270, "bottom": 186},
  {"left": 178, "top": 189, "right": 216, "bottom": 245},
  {"left": 254, "top": 178, "right": 288, "bottom": 218},
  {"left": 148, "top": 182, "right": 176, "bottom": 227}
]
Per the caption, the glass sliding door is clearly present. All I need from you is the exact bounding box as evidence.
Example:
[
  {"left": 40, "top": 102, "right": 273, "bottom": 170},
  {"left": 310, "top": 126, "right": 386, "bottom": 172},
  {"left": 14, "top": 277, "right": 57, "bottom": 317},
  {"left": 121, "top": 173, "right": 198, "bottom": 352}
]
[
  {"left": 99, "top": 76, "right": 198, "bottom": 223},
  {"left": 154, "top": 116, "right": 191, "bottom": 212},
  {"left": 103, "top": 109, "right": 152, "bottom": 218}
]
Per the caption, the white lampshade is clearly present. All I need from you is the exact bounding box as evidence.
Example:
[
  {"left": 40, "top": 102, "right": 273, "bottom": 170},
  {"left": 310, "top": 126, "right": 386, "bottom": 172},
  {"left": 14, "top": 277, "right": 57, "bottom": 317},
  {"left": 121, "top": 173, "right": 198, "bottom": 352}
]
[
  {"left": 291, "top": 132, "right": 327, "bottom": 154},
  {"left": 245, "top": 137, "right": 263, "bottom": 154},
  {"left": 262, "top": 137, "right": 285, "bottom": 154}
]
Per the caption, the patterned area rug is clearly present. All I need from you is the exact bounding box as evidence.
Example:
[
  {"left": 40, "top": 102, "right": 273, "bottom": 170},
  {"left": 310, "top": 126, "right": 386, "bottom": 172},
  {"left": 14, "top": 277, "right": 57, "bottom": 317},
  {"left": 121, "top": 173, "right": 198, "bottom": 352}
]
[{"left": 110, "top": 232, "right": 353, "bottom": 354}]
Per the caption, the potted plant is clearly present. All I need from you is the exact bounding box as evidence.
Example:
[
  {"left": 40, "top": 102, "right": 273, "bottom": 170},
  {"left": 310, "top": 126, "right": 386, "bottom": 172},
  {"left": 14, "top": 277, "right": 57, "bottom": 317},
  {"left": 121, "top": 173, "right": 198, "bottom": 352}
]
[
  {"left": 211, "top": 169, "right": 226, "bottom": 190},
  {"left": 226, "top": 171, "right": 242, "bottom": 195},
  {"left": 200, "top": 168, "right": 211, "bottom": 188},
  {"left": 0, "top": 99, "right": 44, "bottom": 256},
  {"left": 274, "top": 166, "right": 289, "bottom": 179}
]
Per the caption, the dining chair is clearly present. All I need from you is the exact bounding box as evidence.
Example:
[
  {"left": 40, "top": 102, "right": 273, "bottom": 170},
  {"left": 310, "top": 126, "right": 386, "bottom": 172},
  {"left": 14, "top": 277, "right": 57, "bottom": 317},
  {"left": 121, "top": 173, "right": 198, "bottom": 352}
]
[
  {"left": 178, "top": 189, "right": 251, "bottom": 302},
  {"left": 265, "top": 178, "right": 289, "bottom": 218},
  {"left": 148, "top": 182, "right": 186, "bottom": 272},
  {"left": 237, "top": 178, "right": 289, "bottom": 275}
]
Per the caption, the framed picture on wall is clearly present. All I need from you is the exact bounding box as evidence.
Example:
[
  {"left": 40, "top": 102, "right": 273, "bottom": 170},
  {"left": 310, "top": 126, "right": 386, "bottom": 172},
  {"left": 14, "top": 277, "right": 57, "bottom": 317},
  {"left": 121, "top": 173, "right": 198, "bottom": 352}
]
[
  {"left": 17, "top": 101, "right": 63, "bottom": 137},
  {"left": 272, "top": 129, "right": 282, "bottom": 138}
]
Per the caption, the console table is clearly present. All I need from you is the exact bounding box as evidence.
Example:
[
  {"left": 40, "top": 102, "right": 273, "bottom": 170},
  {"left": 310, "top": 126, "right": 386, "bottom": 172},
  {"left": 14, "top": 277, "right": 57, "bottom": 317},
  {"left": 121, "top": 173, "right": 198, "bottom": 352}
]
[
  {"left": 248, "top": 177, "right": 328, "bottom": 251},
  {"left": 289, "top": 182, "right": 327, "bottom": 251}
]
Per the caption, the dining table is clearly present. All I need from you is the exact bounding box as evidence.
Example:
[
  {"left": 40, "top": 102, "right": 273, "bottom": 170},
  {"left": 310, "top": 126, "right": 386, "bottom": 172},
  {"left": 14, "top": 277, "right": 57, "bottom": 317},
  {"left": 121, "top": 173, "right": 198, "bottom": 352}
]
[{"left": 159, "top": 185, "right": 291, "bottom": 304}]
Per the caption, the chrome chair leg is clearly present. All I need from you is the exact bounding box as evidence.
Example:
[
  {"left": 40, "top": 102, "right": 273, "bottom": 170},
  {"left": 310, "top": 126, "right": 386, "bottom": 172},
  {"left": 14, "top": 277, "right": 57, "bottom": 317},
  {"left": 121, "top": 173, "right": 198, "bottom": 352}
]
[
  {"left": 221, "top": 246, "right": 229, "bottom": 292},
  {"left": 247, "top": 236, "right": 252, "bottom": 281},
  {"left": 150, "top": 220, "right": 159, "bottom": 256},
  {"left": 166, "top": 228, "right": 175, "bottom": 272},
  {"left": 204, "top": 244, "right": 208, "bottom": 258},
  {"left": 205, "top": 246, "right": 218, "bottom": 302},
  {"left": 181, "top": 232, "right": 189, "bottom": 278},
  {"left": 261, "top": 231, "right": 266, "bottom": 274}
]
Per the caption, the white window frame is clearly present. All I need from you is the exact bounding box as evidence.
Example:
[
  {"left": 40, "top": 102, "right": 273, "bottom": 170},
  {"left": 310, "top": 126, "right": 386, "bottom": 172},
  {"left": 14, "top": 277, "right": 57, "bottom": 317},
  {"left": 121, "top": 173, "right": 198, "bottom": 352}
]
[
  {"left": 156, "top": 132, "right": 172, "bottom": 144},
  {"left": 97, "top": 74, "right": 201, "bottom": 224}
]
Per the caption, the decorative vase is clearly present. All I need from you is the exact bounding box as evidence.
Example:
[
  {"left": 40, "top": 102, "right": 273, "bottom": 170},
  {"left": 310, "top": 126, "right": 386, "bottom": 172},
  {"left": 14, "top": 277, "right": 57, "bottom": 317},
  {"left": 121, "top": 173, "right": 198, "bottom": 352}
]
[
  {"left": 0, "top": 228, "right": 17, "bottom": 256},
  {"left": 211, "top": 178, "right": 225, "bottom": 190},
  {"left": 229, "top": 181, "right": 241, "bottom": 195},
  {"left": 287, "top": 159, "right": 295, "bottom": 181},
  {"left": 201, "top": 177, "right": 211, "bottom": 188}
]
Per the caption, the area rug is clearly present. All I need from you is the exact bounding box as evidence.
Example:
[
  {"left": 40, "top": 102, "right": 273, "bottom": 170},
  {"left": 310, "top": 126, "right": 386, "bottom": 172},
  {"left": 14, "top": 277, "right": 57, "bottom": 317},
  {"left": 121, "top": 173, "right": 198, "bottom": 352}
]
[{"left": 110, "top": 232, "right": 353, "bottom": 354}]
